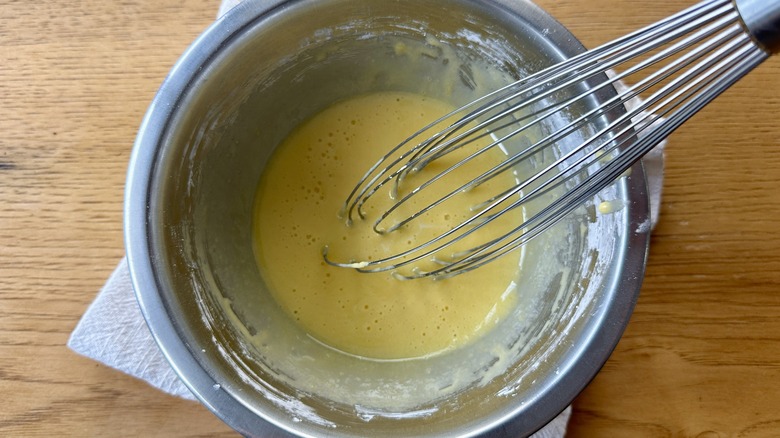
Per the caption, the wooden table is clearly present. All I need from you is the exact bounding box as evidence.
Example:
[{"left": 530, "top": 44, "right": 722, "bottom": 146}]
[{"left": 2, "top": 0, "right": 779, "bottom": 436}]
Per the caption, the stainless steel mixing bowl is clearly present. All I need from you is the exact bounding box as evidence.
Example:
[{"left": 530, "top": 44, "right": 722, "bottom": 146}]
[{"left": 125, "top": 0, "right": 650, "bottom": 436}]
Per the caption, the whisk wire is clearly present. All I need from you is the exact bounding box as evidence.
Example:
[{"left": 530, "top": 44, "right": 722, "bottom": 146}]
[
  {"left": 341, "top": 0, "right": 733, "bottom": 223},
  {"left": 325, "top": 0, "right": 775, "bottom": 279},
  {"left": 361, "top": 3, "right": 741, "bottom": 231},
  {"left": 370, "top": 13, "right": 745, "bottom": 238}
]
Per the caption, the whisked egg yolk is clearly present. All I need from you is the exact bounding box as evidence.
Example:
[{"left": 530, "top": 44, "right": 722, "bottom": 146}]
[{"left": 252, "top": 91, "right": 521, "bottom": 360}]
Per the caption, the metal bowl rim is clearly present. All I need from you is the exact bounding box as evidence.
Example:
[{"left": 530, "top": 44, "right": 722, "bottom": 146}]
[{"left": 124, "top": 0, "right": 651, "bottom": 436}]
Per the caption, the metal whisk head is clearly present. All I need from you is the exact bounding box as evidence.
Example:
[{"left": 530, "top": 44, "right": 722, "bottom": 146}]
[{"left": 324, "top": 0, "right": 779, "bottom": 279}]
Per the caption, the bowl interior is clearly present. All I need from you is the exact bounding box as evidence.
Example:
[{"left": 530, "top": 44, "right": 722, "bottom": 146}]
[{"left": 130, "top": 0, "right": 650, "bottom": 436}]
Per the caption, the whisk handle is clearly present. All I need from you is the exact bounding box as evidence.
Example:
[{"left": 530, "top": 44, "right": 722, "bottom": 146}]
[{"left": 736, "top": 0, "right": 780, "bottom": 53}]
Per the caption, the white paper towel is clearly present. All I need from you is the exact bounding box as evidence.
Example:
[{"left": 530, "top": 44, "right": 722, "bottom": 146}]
[{"left": 68, "top": 1, "right": 665, "bottom": 436}]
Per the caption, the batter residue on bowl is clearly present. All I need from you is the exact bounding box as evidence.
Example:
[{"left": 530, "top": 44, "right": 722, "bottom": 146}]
[{"left": 252, "top": 91, "right": 521, "bottom": 360}]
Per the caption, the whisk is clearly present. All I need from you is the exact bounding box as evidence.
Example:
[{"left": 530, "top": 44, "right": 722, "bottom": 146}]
[{"left": 324, "top": 0, "right": 780, "bottom": 279}]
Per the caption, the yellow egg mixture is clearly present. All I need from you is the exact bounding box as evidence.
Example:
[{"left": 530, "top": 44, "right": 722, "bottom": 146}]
[{"left": 253, "top": 91, "right": 521, "bottom": 360}]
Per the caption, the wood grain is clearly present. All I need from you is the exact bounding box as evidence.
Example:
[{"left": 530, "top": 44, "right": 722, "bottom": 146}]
[{"left": 1, "top": 0, "right": 779, "bottom": 436}]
